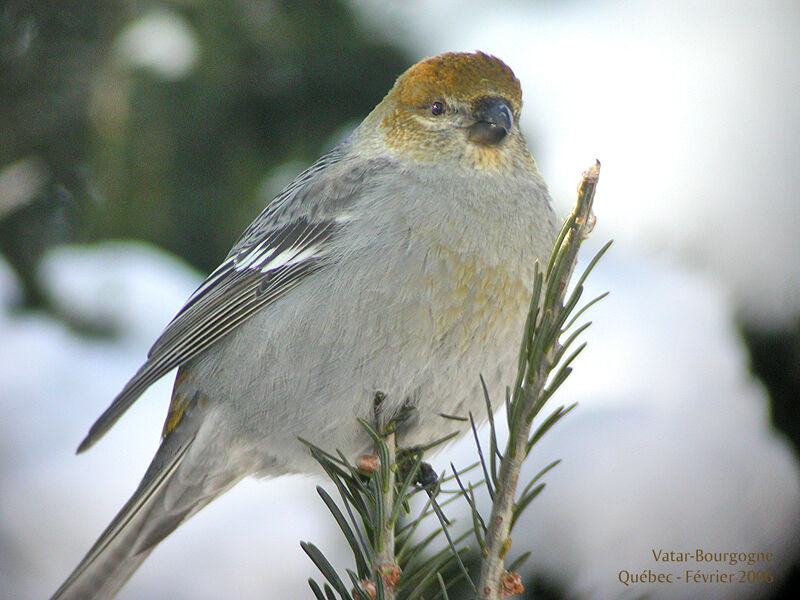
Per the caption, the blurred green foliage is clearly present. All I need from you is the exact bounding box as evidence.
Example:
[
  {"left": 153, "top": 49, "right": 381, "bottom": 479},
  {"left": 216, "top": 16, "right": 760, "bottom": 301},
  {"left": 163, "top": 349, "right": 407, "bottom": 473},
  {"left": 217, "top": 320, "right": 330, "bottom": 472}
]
[{"left": 0, "top": 0, "right": 410, "bottom": 305}]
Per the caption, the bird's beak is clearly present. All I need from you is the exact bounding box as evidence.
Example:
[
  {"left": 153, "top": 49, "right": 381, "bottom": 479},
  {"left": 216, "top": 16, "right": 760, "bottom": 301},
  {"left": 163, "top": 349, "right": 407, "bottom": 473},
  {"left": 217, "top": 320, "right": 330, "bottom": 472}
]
[{"left": 468, "top": 97, "right": 514, "bottom": 146}]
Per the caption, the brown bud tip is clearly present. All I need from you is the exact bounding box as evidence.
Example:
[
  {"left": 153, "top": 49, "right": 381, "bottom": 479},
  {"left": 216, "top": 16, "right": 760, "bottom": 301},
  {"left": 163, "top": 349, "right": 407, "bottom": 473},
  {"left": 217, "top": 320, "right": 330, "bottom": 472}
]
[
  {"left": 379, "top": 563, "right": 402, "bottom": 587},
  {"left": 356, "top": 455, "right": 381, "bottom": 473},
  {"left": 584, "top": 160, "right": 601, "bottom": 182},
  {"left": 500, "top": 571, "right": 524, "bottom": 598},
  {"left": 578, "top": 161, "right": 601, "bottom": 192},
  {"left": 353, "top": 580, "right": 377, "bottom": 600}
]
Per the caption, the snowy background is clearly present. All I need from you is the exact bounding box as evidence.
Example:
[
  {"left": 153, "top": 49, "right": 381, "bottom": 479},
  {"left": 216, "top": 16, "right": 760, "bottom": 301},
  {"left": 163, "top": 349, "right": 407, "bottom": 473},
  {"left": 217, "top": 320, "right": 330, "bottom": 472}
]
[{"left": 2, "top": 1, "right": 800, "bottom": 599}]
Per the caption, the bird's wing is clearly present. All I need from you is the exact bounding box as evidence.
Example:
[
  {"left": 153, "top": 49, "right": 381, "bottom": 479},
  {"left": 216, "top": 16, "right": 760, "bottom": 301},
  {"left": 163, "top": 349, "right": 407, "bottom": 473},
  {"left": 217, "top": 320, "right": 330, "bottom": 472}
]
[
  {"left": 52, "top": 432, "right": 199, "bottom": 600},
  {"left": 53, "top": 416, "right": 244, "bottom": 599},
  {"left": 78, "top": 145, "right": 361, "bottom": 452}
]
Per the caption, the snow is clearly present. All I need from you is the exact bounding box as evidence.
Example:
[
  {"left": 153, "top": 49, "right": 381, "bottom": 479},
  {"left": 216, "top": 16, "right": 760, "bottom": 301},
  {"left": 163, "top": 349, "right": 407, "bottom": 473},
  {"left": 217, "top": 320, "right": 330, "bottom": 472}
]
[{"left": 114, "top": 10, "right": 199, "bottom": 80}]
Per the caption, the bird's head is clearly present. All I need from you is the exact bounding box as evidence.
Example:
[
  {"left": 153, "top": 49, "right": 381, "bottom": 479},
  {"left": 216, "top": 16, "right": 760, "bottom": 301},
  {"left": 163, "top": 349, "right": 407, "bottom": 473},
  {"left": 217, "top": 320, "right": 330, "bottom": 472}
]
[{"left": 362, "top": 51, "right": 534, "bottom": 171}]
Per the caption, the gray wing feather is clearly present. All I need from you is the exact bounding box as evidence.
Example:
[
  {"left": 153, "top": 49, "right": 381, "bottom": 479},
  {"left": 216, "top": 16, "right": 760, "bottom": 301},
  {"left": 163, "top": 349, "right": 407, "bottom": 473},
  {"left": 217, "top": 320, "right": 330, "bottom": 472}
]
[
  {"left": 78, "top": 144, "right": 357, "bottom": 452},
  {"left": 53, "top": 423, "right": 245, "bottom": 600},
  {"left": 51, "top": 433, "right": 197, "bottom": 600}
]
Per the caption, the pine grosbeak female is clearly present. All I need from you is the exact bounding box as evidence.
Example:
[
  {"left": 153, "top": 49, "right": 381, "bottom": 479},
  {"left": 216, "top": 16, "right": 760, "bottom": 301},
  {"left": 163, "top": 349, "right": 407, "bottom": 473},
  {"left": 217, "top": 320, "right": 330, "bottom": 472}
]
[{"left": 51, "top": 51, "right": 558, "bottom": 599}]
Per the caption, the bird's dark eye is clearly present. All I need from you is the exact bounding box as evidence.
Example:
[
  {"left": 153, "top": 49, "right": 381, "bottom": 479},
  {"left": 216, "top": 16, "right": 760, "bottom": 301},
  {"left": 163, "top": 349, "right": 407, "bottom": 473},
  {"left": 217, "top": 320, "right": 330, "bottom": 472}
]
[{"left": 430, "top": 101, "right": 444, "bottom": 116}]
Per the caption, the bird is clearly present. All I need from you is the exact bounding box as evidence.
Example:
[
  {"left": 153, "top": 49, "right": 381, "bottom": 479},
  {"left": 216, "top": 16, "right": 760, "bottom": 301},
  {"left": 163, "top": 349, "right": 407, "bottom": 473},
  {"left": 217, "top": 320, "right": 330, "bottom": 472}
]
[{"left": 50, "top": 50, "right": 559, "bottom": 599}]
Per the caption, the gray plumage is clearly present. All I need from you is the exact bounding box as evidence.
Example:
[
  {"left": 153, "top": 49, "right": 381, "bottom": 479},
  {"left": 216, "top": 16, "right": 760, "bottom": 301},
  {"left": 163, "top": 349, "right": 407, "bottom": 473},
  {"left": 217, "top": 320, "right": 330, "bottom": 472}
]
[{"left": 50, "top": 51, "right": 559, "bottom": 600}]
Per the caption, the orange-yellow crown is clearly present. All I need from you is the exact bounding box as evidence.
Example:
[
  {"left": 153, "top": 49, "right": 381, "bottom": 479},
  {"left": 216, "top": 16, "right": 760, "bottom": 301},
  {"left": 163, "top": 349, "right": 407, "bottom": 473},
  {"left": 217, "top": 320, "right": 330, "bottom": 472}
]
[{"left": 391, "top": 52, "right": 522, "bottom": 112}]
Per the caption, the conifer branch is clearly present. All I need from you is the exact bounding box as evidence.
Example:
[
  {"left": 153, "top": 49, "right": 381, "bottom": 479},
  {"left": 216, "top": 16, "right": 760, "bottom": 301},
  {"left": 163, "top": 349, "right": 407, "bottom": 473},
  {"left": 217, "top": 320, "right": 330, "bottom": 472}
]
[{"left": 476, "top": 161, "right": 604, "bottom": 599}]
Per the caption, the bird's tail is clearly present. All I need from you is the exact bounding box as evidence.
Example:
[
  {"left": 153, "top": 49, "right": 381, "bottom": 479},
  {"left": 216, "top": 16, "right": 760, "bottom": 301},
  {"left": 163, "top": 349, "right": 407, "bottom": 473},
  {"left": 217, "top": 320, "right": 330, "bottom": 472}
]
[{"left": 50, "top": 431, "right": 243, "bottom": 600}]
